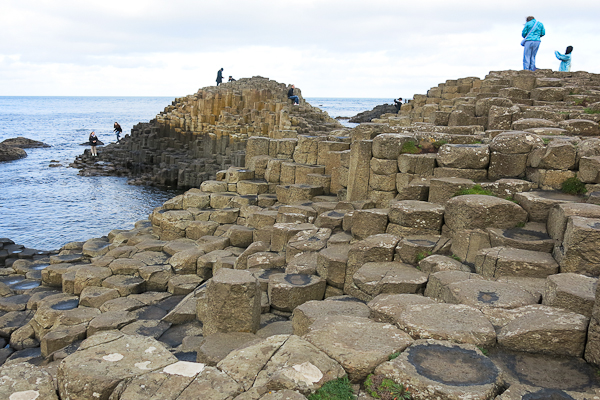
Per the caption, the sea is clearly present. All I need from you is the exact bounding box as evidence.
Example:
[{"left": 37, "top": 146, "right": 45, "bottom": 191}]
[{"left": 0, "top": 96, "right": 391, "bottom": 251}]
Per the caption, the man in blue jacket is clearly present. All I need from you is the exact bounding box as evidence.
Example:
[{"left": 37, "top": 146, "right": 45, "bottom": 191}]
[{"left": 522, "top": 16, "right": 545, "bottom": 71}]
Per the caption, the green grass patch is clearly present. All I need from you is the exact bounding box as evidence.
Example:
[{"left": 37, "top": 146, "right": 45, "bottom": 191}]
[
  {"left": 451, "top": 254, "right": 462, "bottom": 262},
  {"left": 516, "top": 221, "right": 526, "bottom": 228},
  {"left": 364, "top": 374, "right": 412, "bottom": 400},
  {"left": 308, "top": 376, "right": 356, "bottom": 400},
  {"left": 561, "top": 177, "right": 587, "bottom": 195},
  {"left": 416, "top": 251, "right": 431, "bottom": 263},
  {"left": 432, "top": 139, "right": 448, "bottom": 149},
  {"left": 388, "top": 351, "right": 401, "bottom": 361},
  {"left": 477, "top": 346, "right": 489, "bottom": 356},
  {"left": 400, "top": 141, "right": 421, "bottom": 154},
  {"left": 584, "top": 108, "right": 600, "bottom": 114},
  {"left": 574, "top": 99, "right": 584, "bottom": 105},
  {"left": 542, "top": 138, "right": 551, "bottom": 144},
  {"left": 454, "top": 184, "right": 495, "bottom": 197}
]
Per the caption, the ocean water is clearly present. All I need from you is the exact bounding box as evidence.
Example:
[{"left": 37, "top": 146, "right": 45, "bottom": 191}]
[{"left": 0, "top": 96, "right": 385, "bottom": 251}]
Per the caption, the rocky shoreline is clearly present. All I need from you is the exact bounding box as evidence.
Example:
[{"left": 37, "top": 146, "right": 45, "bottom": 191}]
[
  {"left": 0, "top": 137, "right": 51, "bottom": 162},
  {"left": 2, "top": 70, "right": 600, "bottom": 399}
]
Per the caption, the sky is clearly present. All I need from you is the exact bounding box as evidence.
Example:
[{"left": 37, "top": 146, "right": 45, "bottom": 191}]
[{"left": 1, "top": 0, "right": 599, "bottom": 99}]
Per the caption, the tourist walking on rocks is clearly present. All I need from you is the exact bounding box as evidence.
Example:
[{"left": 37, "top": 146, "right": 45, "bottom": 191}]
[
  {"left": 113, "top": 122, "right": 122, "bottom": 143},
  {"left": 521, "top": 16, "right": 545, "bottom": 71},
  {"left": 89, "top": 131, "right": 98, "bottom": 157},
  {"left": 555, "top": 46, "right": 573, "bottom": 72},
  {"left": 394, "top": 98, "right": 403, "bottom": 113},
  {"left": 216, "top": 68, "right": 224, "bottom": 86},
  {"left": 288, "top": 85, "right": 299, "bottom": 105}
]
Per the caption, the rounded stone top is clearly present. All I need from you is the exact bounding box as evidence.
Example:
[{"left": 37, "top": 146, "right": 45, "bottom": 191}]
[
  {"left": 212, "top": 268, "right": 256, "bottom": 284},
  {"left": 490, "top": 131, "right": 544, "bottom": 154}
]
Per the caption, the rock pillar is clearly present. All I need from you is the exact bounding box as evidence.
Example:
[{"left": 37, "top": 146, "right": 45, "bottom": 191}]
[{"left": 203, "top": 268, "right": 261, "bottom": 335}]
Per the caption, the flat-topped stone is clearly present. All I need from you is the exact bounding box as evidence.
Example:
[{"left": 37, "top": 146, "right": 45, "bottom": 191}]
[
  {"left": 445, "top": 195, "right": 527, "bottom": 232},
  {"left": 445, "top": 279, "right": 540, "bottom": 309},
  {"left": 269, "top": 273, "right": 326, "bottom": 313},
  {"left": 514, "top": 190, "right": 580, "bottom": 222},
  {"left": 353, "top": 262, "right": 428, "bottom": 296},
  {"left": 487, "top": 224, "right": 556, "bottom": 253},
  {"left": 475, "top": 246, "right": 559, "bottom": 278},
  {"left": 374, "top": 339, "right": 505, "bottom": 400},
  {"left": 398, "top": 303, "right": 496, "bottom": 347},
  {"left": 543, "top": 273, "right": 597, "bottom": 317},
  {"left": 497, "top": 304, "right": 589, "bottom": 357},
  {"left": 554, "top": 216, "right": 600, "bottom": 275},
  {"left": 291, "top": 297, "right": 370, "bottom": 336},
  {"left": 304, "top": 315, "right": 413, "bottom": 382}
]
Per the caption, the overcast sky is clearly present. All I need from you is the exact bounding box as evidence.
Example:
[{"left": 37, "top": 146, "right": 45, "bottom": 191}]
[{"left": 1, "top": 0, "right": 598, "bottom": 98}]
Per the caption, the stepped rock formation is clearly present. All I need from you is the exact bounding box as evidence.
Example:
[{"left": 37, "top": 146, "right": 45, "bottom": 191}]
[
  {"left": 4, "top": 70, "right": 600, "bottom": 399},
  {"left": 72, "top": 77, "right": 343, "bottom": 188}
]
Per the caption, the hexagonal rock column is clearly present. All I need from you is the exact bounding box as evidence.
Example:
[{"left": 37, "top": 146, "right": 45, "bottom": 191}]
[
  {"left": 474, "top": 246, "right": 559, "bottom": 278},
  {"left": 436, "top": 143, "right": 490, "bottom": 169},
  {"left": 57, "top": 332, "right": 178, "bottom": 400},
  {"left": 396, "top": 303, "right": 497, "bottom": 347},
  {"left": 374, "top": 339, "right": 505, "bottom": 400},
  {"left": 554, "top": 216, "right": 600, "bottom": 276},
  {"left": 444, "top": 195, "right": 527, "bottom": 233},
  {"left": 428, "top": 177, "right": 475, "bottom": 204},
  {"left": 304, "top": 315, "right": 413, "bottom": 382},
  {"left": 488, "top": 131, "right": 543, "bottom": 180},
  {"left": 203, "top": 269, "right": 261, "bottom": 335},
  {"left": 268, "top": 273, "right": 326, "bottom": 313},
  {"left": 514, "top": 191, "right": 581, "bottom": 223},
  {"left": 221, "top": 334, "right": 346, "bottom": 394},
  {"left": 445, "top": 280, "right": 540, "bottom": 310},
  {"left": 388, "top": 200, "right": 445, "bottom": 237},
  {"left": 353, "top": 262, "right": 428, "bottom": 297},
  {"left": 497, "top": 305, "right": 589, "bottom": 357},
  {"left": 291, "top": 297, "right": 370, "bottom": 336},
  {"left": 368, "top": 293, "right": 436, "bottom": 324},
  {"left": 487, "top": 225, "right": 555, "bottom": 253},
  {"left": 542, "top": 273, "right": 597, "bottom": 317}
]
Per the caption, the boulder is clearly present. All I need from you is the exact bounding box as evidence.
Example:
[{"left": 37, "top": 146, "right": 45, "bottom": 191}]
[
  {"left": 444, "top": 195, "right": 527, "bottom": 232},
  {"left": 0, "top": 143, "right": 27, "bottom": 162},
  {"left": 269, "top": 273, "right": 326, "bottom": 313}
]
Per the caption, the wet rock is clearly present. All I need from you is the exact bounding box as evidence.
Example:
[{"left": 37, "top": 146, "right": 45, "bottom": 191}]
[
  {"left": 374, "top": 339, "right": 504, "bottom": 400},
  {"left": 0, "top": 143, "right": 27, "bottom": 162}
]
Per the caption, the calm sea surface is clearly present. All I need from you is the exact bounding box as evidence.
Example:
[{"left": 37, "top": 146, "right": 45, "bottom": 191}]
[{"left": 0, "top": 96, "right": 388, "bottom": 250}]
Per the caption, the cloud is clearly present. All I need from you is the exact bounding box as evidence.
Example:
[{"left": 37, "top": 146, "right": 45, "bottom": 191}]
[{"left": 0, "top": 0, "right": 598, "bottom": 97}]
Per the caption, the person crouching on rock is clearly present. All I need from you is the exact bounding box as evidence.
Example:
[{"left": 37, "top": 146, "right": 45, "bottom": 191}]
[
  {"left": 89, "top": 131, "right": 98, "bottom": 157},
  {"left": 114, "top": 122, "right": 122, "bottom": 143},
  {"left": 228, "top": 76, "right": 236, "bottom": 82},
  {"left": 394, "top": 97, "right": 403, "bottom": 113},
  {"left": 288, "top": 85, "right": 300, "bottom": 105},
  {"left": 555, "top": 46, "right": 573, "bottom": 72}
]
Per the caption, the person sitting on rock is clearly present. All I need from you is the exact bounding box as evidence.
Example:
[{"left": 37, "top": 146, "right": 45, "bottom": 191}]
[
  {"left": 394, "top": 97, "right": 403, "bottom": 113},
  {"left": 555, "top": 46, "right": 573, "bottom": 72},
  {"left": 228, "top": 76, "right": 236, "bottom": 82},
  {"left": 216, "top": 68, "right": 224, "bottom": 86},
  {"left": 288, "top": 85, "right": 300, "bottom": 105},
  {"left": 113, "top": 122, "right": 122, "bottom": 143}
]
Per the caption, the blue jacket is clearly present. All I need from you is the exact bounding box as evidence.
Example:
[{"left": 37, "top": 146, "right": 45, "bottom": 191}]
[
  {"left": 555, "top": 51, "right": 572, "bottom": 72},
  {"left": 522, "top": 19, "right": 545, "bottom": 41}
]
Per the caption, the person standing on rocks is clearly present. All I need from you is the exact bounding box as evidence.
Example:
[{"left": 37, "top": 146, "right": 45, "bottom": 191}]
[
  {"left": 113, "top": 122, "right": 122, "bottom": 143},
  {"left": 555, "top": 46, "right": 573, "bottom": 72},
  {"left": 394, "top": 97, "right": 403, "bottom": 113},
  {"left": 216, "top": 68, "right": 224, "bottom": 86},
  {"left": 288, "top": 85, "right": 299, "bottom": 105},
  {"left": 89, "top": 131, "right": 98, "bottom": 157},
  {"left": 521, "top": 16, "right": 545, "bottom": 71}
]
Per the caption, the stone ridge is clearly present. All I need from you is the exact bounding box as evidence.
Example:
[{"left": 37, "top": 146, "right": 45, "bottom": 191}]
[
  {"left": 4, "top": 69, "right": 600, "bottom": 399},
  {"left": 71, "top": 77, "right": 344, "bottom": 188}
]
